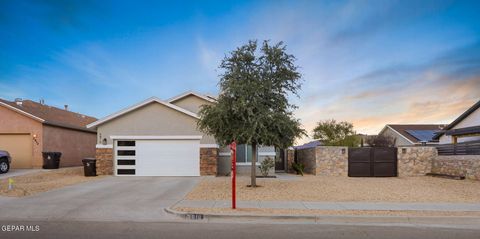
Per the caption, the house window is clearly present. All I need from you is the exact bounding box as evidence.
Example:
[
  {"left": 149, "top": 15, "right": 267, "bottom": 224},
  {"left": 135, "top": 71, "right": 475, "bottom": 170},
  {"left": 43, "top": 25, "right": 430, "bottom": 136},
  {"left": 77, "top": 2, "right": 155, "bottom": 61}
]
[{"left": 236, "top": 144, "right": 255, "bottom": 163}]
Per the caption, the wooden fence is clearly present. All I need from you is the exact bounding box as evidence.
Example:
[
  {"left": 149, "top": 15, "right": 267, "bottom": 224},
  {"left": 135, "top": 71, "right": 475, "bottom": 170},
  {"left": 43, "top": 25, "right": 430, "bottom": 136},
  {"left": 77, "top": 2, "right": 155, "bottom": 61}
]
[{"left": 436, "top": 140, "right": 480, "bottom": 155}]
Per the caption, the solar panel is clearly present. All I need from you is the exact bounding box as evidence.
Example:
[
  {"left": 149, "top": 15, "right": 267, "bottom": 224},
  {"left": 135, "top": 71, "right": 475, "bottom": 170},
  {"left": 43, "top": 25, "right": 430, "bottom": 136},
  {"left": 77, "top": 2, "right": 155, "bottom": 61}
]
[{"left": 405, "top": 130, "right": 438, "bottom": 142}]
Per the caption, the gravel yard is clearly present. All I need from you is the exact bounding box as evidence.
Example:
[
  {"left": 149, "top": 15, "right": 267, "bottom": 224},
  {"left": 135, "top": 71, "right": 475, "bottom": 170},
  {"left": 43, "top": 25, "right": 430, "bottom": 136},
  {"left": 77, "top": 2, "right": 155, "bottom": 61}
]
[
  {"left": 186, "top": 175, "right": 480, "bottom": 203},
  {"left": 0, "top": 167, "right": 104, "bottom": 197}
]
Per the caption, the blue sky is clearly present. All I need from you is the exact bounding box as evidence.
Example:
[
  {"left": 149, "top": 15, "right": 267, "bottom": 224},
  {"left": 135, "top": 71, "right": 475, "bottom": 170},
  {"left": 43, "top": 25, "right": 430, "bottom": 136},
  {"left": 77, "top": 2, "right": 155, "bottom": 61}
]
[{"left": 1, "top": 0, "right": 480, "bottom": 141}]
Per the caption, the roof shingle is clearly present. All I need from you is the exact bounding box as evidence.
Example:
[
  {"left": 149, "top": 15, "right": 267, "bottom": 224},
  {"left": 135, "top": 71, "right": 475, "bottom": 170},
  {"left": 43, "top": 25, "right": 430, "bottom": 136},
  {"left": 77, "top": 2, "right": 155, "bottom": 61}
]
[{"left": 0, "top": 99, "right": 97, "bottom": 132}]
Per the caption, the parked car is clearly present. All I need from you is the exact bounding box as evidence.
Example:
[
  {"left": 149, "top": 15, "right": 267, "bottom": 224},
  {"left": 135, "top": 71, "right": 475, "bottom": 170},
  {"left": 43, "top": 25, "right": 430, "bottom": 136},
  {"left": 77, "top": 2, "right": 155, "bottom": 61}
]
[{"left": 0, "top": 150, "right": 12, "bottom": 174}]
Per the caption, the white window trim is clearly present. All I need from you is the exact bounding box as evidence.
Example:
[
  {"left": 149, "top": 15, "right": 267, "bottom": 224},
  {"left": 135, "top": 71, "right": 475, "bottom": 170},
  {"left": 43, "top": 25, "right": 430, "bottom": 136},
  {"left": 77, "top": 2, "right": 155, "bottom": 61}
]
[
  {"left": 96, "top": 144, "right": 113, "bottom": 149},
  {"left": 110, "top": 135, "right": 202, "bottom": 140}
]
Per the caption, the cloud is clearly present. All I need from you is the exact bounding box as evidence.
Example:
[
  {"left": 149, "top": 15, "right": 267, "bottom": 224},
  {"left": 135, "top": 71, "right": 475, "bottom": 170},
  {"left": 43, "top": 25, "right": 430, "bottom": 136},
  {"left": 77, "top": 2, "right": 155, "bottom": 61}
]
[{"left": 295, "top": 42, "right": 480, "bottom": 143}]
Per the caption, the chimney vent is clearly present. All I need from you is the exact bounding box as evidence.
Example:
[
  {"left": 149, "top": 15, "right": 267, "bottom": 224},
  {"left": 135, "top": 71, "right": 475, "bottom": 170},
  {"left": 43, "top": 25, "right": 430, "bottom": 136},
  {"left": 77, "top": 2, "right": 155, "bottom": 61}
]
[
  {"left": 64, "top": 105, "right": 68, "bottom": 111},
  {"left": 39, "top": 99, "right": 45, "bottom": 105}
]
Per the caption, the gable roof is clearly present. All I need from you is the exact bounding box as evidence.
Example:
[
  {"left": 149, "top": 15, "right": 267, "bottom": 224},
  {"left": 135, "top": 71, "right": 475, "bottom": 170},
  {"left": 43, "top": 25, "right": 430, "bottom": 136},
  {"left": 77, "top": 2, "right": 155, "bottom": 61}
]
[
  {"left": 167, "top": 91, "right": 216, "bottom": 104},
  {"left": 380, "top": 124, "right": 446, "bottom": 144},
  {"left": 0, "top": 98, "right": 97, "bottom": 132},
  {"left": 87, "top": 97, "right": 199, "bottom": 129},
  {"left": 433, "top": 100, "right": 480, "bottom": 139}
]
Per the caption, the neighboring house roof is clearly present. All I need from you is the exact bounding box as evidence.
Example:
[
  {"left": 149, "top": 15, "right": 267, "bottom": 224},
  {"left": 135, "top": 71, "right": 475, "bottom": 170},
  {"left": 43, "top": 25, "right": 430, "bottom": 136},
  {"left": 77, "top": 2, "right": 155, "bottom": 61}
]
[
  {"left": 167, "top": 91, "right": 216, "bottom": 104},
  {"left": 87, "top": 97, "right": 200, "bottom": 129},
  {"left": 444, "top": 125, "right": 480, "bottom": 137},
  {"left": 433, "top": 100, "right": 480, "bottom": 140},
  {"left": 294, "top": 140, "right": 323, "bottom": 150},
  {"left": 0, "top": 98, "right": 97, "bottom": 132},
  {"left": 380, "top": 124, "right": 446, "bottom": 144}
]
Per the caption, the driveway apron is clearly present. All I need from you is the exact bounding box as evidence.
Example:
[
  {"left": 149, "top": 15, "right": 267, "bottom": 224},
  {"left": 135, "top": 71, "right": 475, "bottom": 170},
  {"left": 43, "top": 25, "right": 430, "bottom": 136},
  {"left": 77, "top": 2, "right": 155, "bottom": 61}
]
[{"left": 0, "top": 176, "right": 201, "bottom": 222}]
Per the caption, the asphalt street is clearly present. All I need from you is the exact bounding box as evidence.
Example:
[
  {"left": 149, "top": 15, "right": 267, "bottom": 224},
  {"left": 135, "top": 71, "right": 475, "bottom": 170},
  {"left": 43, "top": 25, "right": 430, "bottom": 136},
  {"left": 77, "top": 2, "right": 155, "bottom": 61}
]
[{"left": 1, "top": 221, "right": 479, "bottom": 239}]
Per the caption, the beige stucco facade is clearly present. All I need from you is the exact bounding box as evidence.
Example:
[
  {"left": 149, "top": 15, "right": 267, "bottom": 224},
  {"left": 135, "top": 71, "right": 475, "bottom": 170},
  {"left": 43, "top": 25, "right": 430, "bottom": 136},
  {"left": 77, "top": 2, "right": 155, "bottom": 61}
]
[
  {"left": 170, "top": 94, "right": 213, "bottom": 114},
  {"left": 96, "top": 102, "right": 216, "bottom": 145}
]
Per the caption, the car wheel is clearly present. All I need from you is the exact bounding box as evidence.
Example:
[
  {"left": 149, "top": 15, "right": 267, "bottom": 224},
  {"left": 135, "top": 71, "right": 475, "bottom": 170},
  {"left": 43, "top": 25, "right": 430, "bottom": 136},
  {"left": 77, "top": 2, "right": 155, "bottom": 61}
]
[{"left": 0, "top": 158, "right": 9, "bottom": 174}]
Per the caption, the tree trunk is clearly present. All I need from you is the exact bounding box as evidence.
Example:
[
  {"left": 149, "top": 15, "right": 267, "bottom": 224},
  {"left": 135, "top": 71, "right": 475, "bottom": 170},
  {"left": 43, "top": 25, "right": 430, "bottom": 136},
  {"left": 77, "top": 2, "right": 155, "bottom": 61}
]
[{"left": 251, "top": 142, "right": 257, "bottom": 187}]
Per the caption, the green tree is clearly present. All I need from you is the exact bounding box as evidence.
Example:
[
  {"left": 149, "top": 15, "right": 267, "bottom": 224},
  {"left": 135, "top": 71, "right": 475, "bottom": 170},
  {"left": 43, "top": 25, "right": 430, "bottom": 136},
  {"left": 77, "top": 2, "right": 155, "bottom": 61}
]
[
  {"left": 198, "top": 40, "right": 305, "bottom": 187},
  {"left": 312, "top": 119, "right": 359, "bottom": 147}
]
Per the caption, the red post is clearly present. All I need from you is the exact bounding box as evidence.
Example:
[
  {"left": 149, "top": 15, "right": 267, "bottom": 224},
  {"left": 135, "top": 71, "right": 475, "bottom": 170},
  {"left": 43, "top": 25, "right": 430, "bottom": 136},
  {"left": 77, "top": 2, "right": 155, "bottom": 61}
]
[{"left": 230, "top": 141, "right": 237, "bottom": 209}]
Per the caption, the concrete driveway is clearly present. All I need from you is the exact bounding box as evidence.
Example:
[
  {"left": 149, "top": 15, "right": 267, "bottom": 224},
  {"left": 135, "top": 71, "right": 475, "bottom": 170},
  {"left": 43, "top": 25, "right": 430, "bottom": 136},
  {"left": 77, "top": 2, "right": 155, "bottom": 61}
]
[{"left": 0, "top": 176, "right": 201, "bottom": 222}]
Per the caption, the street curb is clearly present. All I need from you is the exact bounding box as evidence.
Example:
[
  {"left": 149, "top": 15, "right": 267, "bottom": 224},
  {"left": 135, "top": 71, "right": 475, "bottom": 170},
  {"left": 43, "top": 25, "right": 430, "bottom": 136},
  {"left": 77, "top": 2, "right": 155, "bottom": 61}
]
[{"left": 164, "top": 207, "right": 480, "bottom": 228}]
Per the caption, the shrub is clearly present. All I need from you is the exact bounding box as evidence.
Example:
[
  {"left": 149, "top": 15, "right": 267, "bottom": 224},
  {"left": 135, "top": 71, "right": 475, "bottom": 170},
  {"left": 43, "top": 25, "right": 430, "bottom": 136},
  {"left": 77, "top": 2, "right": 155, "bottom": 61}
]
[
  {"left": 292, "top": 162, "right": 304, "bottom": 176},
  {"left": 259, "top": 156, "right": 275, "bottom": 177}
]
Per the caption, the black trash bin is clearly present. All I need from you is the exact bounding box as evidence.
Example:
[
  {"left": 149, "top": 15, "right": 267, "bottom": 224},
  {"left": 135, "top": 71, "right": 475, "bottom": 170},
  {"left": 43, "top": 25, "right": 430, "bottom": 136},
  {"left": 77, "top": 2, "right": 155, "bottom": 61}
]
[
  {"left": 82, "top": 158, "right": 97, "bottom": 177},
  {"left": 42, "top": 152, "right": 62, "bottom": 169}
]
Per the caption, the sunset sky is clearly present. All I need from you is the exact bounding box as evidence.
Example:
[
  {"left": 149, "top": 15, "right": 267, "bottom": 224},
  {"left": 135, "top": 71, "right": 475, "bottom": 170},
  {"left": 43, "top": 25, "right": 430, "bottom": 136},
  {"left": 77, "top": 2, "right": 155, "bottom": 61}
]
[{"left": 1, "top": 0, "right": 479, "bottom": 143}]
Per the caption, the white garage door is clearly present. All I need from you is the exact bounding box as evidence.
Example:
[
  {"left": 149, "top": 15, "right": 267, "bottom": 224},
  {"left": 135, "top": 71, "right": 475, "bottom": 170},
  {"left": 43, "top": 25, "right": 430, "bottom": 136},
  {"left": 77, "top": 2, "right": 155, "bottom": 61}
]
[{"left": 114, "top": 139, "right": 200, "bottom": 176}]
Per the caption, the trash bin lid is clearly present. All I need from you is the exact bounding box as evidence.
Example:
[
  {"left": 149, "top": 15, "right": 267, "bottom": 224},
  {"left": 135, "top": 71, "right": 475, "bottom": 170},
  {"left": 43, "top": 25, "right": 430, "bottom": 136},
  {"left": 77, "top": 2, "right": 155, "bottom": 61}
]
[{"left": 82, "top": 158, "right": 96, "bottom": 162}]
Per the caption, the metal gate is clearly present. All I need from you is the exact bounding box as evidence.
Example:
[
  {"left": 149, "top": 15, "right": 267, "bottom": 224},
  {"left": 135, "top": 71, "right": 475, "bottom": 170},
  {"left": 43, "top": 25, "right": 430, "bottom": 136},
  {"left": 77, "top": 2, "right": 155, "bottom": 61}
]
[{"left": 348, "top": 147, "right": 397, "bottom": 177}]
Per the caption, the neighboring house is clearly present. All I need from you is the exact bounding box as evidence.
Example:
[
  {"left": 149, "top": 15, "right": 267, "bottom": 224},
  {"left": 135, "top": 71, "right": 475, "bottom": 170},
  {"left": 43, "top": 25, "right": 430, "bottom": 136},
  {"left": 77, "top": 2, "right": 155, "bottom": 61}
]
[
  {"left": 378, "top": 124, "right": 446, "bottom": 147},
  {"left": 294, "top": 140, "right": 323, "bottom": 150},
  {"left": 434, "top": 100, "right": 480, "bottom": 144},
  {"left": 0, "top": 98, "right": 97, "bottom": 169},
  {"left": 87, "top": 91, "right": 278, "bottom": 177}
]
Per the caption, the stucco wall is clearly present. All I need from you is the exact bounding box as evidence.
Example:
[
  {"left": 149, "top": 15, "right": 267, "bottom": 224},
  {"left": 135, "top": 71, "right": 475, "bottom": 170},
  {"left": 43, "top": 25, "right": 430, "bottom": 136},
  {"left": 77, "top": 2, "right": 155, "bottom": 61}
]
[
  {"left": 97, "top": 102, "right": 216, "bottom": 145},
  {"left": 0, "top": 105, "right": 43, "bottom": 168},
  {"left": 439, "top": 107, "right": 480, "bottom": 144},
  {"left": 397, "top": 146, "right": 437, "bottom": 177},
  {"left": 170, "top": 94, "right": 213, "bottom": 114},
  {"left": 432, "top": 155, "right": 480, "bottom": 180},
  {"left": 43, "top": 125, "right": 96, "bottom": 167}
]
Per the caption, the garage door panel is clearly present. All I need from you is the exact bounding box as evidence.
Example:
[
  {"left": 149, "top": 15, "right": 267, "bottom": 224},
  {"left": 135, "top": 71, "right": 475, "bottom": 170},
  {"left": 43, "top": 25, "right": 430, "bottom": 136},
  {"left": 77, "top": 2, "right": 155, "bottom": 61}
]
[
  {"left": 116, "top": 139, "right": 200, "bottom": 176},
  {"left": 0, "top": 134, "right": 33, "bottom": 168}
]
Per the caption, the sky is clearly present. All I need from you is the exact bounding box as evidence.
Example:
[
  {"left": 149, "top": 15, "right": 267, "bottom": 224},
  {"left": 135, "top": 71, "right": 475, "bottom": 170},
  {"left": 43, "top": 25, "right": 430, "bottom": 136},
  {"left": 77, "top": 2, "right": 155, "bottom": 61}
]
[{"left": 1, "top": 0, "right": 480, "bottom": 143}]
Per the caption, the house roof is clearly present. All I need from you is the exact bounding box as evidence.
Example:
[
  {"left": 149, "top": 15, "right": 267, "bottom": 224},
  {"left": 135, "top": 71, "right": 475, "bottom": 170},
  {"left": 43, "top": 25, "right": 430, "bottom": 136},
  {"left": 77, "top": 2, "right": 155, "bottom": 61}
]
[
  {"left": 87, "top": 97, "right": 200, "bottom": 129},
  {"left": 445, "top": 125, "right": 480, "bottom": 137},
  {"left": 433, "top": 100, "right": 480, "bottom": 139},
  {"left": 167, "top": 91, "right": 216, "bottom": 104},
  {"left": 294, "top": 140, "right": 323, "bottom": 150},
  {"left": 380, "top": 124, "right": 446, "bottom": 144},
  {"left": 0, "top": 98, "right": 97, "bottom": 132}
]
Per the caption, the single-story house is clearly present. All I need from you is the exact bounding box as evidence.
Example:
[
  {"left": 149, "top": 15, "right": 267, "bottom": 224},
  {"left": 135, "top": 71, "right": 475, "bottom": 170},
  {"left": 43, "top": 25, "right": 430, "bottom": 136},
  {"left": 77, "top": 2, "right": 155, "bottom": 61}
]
[
  {"left": 0, "top": 98, "right": 97, "bottom": 168},
  {"left": 87, "top": 91, "right": 282, "bottom": 176},
  {"left": 433, "top": 100, "right": 480, "bottom": 144},
  {"left": 378, "top": 124, "right": 446, "bottom": 147}
]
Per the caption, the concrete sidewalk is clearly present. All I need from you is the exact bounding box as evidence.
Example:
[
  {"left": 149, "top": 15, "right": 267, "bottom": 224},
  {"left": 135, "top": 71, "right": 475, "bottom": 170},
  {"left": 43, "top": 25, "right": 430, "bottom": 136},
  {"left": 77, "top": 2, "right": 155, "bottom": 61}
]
[{"left": 175, "top": 200, "right": 480, "bottom": 212}]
